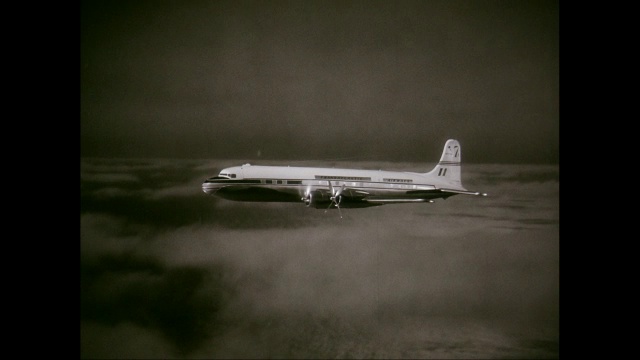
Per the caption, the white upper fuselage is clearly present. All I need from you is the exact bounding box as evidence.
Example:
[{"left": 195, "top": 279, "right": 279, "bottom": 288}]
[{"left": 226, "top": 164, "right": 433, "bottom": 183}]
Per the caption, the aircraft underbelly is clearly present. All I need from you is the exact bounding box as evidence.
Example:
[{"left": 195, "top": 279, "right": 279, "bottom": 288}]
[
  {"left": 212, "top": 184, "right": 451, "bottom": 204},
  {"left": 215, "top": 186, "right": 301, "bottom": 202}
]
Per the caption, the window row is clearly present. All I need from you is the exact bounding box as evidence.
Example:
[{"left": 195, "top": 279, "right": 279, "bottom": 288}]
[
  {"left": 383, "top": 178, "right": 413, "bottom": 183},
  {"left": 264, "top": 180, "right": 302, "bottom": 185},
  {"left": 315, "top": 175, "right": 372, "bottom": 181}
]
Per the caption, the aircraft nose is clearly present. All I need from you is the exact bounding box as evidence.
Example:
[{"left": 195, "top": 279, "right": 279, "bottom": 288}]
[{"left": 202, "top": 182, "right": 217, "bottom": 195}]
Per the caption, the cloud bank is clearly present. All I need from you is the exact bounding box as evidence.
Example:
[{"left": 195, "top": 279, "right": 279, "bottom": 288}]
[{"left": 81, "top": 159, "right": 558, "bottom": 358}]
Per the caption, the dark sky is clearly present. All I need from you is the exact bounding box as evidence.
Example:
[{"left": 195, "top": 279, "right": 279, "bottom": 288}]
[{"left": 81, "top": 0, "right": 558, "bottom": 163}]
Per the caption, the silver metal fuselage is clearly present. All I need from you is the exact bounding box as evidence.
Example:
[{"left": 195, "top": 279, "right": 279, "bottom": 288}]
[{"left": 202, "top": 164, "right": 464, "bottom": 208}]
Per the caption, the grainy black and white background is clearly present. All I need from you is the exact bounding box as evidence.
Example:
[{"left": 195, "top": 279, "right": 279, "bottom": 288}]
[{"left": 81, "top": 1, "right": 559, "bottom": 358}]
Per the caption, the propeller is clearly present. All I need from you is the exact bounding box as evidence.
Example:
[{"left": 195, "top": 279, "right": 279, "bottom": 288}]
[
  {"left": 324, "top": 181, "right": 344, "bottom": 218},
  {"left": 302, "top": 185, "right": 313, "bottom": 206}
]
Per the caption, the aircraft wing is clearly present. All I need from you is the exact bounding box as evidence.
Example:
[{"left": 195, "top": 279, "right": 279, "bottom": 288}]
[
  {"left": 362, "top": 198, "right": 434, "bottom": 204},
  {"left": 360, "top": 188, "right": 487, "bottom": 205},
  {"left": 440, "top": 188, "right": 488, "bottom": 196},
  {"left": 311, "top": 183, "right": 486, "bottom": 208}
]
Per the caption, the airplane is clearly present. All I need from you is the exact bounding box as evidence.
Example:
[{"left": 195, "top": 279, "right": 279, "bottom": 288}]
[{"left": 202, "top": 139, "right": 486, "bottom": 217}]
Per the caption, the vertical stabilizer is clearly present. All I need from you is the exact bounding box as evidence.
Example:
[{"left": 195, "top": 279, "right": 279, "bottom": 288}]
[{"left": 426, "top": 139, "right": 465, "bottom": 189}]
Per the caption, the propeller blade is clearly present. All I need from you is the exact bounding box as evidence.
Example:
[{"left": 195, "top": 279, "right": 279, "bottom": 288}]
[
  {"left": 323, "top": 180, "right": 344, "bottom": 218},
  {"left": 324, "top": 181, "right": 344, "bottom": 219},
  {"left": 325, "top": 181, "right": 333, "bottom": 213},
  {"left": 302, "top": 185, "right": 312, "bottom": 202}
]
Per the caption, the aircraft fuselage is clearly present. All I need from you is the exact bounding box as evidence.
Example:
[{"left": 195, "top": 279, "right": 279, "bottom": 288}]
[
  {"left": 203, "top": 164, "right": 460, "bottom": 208},
  {"left": 202, "top": 140, "right": 485, "bottom": 210}
]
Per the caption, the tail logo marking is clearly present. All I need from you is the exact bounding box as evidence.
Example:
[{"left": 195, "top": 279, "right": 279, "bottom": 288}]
[
  {"left": 446, "top": 145, "right": 460, "bottom": 158},
  {"left": 438, "top": 168, "right": 448, "bottom": 176}
]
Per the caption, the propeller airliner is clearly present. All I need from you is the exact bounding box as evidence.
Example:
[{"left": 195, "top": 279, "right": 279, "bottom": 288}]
[{"left": 202, "top": 139, "right": 486, "bottom": 217}]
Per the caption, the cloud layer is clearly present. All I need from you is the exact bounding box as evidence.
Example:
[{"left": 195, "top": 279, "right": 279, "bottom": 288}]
[{"left": 81, "top": 159, "right": 559, "bottom": 358}]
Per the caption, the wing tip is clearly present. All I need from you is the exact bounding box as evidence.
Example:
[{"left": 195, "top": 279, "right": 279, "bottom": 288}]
[{"left": 441, "top": 188, "right": 488, "bottom": 197}]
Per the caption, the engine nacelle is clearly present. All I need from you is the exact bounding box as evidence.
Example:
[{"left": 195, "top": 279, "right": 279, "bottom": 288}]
[{"left": 302, "top": 190, "right": 327, "bottom": 208}]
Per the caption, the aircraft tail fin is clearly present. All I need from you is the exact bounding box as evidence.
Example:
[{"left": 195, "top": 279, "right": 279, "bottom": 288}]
[{"left": 426, "top": 139, "right": 464, "bottom": 189}]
